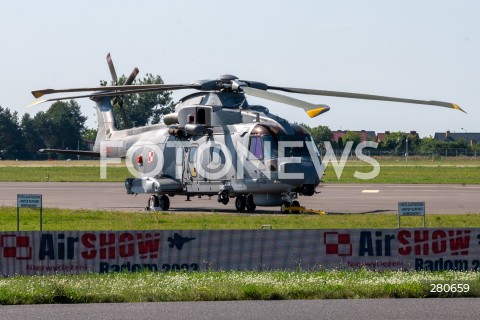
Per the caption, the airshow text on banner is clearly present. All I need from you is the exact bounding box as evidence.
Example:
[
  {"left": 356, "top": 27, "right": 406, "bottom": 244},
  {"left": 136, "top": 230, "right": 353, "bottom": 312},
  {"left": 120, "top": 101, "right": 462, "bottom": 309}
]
[{"left": 0, "top": 229, "right": 479, "bottom": 276}]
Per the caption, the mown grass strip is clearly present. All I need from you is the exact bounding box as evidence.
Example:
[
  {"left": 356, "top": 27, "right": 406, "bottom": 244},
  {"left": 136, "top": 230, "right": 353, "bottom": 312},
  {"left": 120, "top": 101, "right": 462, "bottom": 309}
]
[
  {"left": 0, "top": 166, "right": 128, "bottom": 182},
  {"left": 324, "top": 165, "right": 480, "bottom": 184},
  {"left": 1, "top": 270, "right": 479, "bottom": 304},
  {"left": 1, "top": 161, "right": 479, "bottom": 183},
  {"left": 2, "top": 207, "right": 480, "bottom": 231}
]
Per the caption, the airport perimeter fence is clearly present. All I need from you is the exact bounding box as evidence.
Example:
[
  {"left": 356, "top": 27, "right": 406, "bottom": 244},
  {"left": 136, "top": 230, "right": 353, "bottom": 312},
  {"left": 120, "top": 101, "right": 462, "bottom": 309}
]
[
  {"left": 1, "top": 148, "right": 479, "bottom": 162},
  {"left": 320, "top": 148, "right": 480, "bottom": 162}
]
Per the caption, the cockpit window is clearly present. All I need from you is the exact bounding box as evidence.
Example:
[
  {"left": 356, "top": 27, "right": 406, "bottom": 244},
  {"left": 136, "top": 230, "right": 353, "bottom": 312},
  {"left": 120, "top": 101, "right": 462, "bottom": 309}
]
[
  {"left": 263, "top": 135, "right": 276, "bottom": 159},
  {"left": 277, "top": 135, "right": 313, "bottom": 157},
  {"left": 248, "top": 133, "right": 317, "bottom": 160},
  {"left": 249, "top": 136, "right": 263, "bottom": 160}
]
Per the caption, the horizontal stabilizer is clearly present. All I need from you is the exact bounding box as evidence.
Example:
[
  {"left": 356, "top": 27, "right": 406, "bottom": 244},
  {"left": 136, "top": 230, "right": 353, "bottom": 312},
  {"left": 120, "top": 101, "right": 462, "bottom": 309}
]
[{"left": 39, "top": 149, "right": 100, "bottom": 157}]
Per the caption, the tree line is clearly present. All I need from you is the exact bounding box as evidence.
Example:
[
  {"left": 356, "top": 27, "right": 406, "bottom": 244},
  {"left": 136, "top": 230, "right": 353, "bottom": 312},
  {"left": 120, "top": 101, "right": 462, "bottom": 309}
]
[
  {"left": 1, "top": 101, "right": 88, "bottom": 160},
  {"left": 0, "top": 74, "right": 172, "bottom": 160}
]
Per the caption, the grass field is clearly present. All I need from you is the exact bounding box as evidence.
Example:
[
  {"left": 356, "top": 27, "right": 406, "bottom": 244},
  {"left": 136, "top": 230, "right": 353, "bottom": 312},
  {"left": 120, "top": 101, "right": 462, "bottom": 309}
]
[
  {"left": 1, "top": 159, "right": 480, "bottom": 183},
  {"left": 2, "top": 207, "right": 480, "bottom": 231},
  {"left": 1, "top": 270, "right": 479, "bottom": 304}
]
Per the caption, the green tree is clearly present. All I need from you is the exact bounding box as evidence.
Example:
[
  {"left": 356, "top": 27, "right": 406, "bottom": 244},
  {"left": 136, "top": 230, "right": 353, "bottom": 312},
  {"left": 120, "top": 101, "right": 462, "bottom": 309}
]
[
  {"left": 300, "top": 124, "right": 333, "bottom": 150},
  {"left": 310, "top": 125, "right": 332, "bottom": 149},
  {"left": 342, "top": 131, "right": 362, "bottom": 148},
  {"left": 101, "top": 73, "right": 173, "bottom": 129},
  {"left": 82, "top": 128, "right": 97, "bottom": 142},
  {"left": 471, "top": 142, "right": 480, "bottom": 155},
  {"left": 0, "top": 106, "right": 24, "bottom": 159},
  {"left": 37, "top": 100, "right": 87, "bottom": 149},
  {"left": 380, "top": 131, "right": 406, "bottom": 154},
  {"left": 418, "top": 136, "right": 438, "bottom": 155},
  {"left": 21, "top": 113, "right": 45, "bottom": 159}
]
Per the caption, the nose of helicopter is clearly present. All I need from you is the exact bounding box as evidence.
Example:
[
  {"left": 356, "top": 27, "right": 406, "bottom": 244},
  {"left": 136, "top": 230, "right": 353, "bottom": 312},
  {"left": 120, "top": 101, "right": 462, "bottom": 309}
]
[{"left": 280, "top": 160, "right": 321, "bottom": 195}]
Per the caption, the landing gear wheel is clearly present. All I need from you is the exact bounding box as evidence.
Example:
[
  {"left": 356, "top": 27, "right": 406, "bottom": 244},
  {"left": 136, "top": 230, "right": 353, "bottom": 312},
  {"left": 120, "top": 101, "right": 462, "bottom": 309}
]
[
  {"left": 218, "top": 191, "right": 229, "bottom": 205},
  {"left": 281, "top": 201, "right": 291, "bottom": 214},
  {"left": 235, "top": 196, "right": 246, "bottom": 212},
  {"left": 291, "top": 200, "right": 301, "bottom": 214},
  {"left": 246, "top": 194, "right": 256, "bottom": 212},
  {"left": 148, "top": 195, "right": 159, "bottom": 210},
  {"left": 158, "top": 194, "right": 170, "bottom": 211}
]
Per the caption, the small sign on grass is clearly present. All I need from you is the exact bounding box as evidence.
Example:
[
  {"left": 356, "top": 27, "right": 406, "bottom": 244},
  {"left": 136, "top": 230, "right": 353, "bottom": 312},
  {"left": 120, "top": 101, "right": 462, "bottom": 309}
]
[
  {"left": 17, "top": 194, "right": 43, "bottom": 231},
  {"left": 398, "top": 202, "right": 425, "bottom": 227}
]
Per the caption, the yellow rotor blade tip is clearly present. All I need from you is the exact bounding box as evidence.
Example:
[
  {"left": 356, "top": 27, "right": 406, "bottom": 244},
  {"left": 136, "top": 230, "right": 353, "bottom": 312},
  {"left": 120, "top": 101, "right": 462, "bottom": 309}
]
[
  {"left": 452, "top": 104, "right": 466, "bottom": 113},
  {"left": 306, "top": 107, "right": 329, "bottom": 118}
]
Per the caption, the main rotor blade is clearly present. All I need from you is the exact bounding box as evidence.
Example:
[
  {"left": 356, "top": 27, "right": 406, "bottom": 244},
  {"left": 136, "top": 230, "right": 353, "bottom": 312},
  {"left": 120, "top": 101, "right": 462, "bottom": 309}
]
[
  {"left": 28, "top": 86, "right": 186, "bottom": 107},
  {"left": 106, "top": 53, "right": 118, "bottom": 84},
  {"left": 125, "top": 67, "right": 140, "bottom": 86},
  {"left": 32, "top": 83, "right": 198, "bottom": 99},
  {"left": 28, "top": 93, "right": 108, "bottom": 107},
  {"left": 268, "top": 86, "right": 465, "bottom": 113},
  {"left": 242, "top": 87, "right": 330, "bottom": 118}
]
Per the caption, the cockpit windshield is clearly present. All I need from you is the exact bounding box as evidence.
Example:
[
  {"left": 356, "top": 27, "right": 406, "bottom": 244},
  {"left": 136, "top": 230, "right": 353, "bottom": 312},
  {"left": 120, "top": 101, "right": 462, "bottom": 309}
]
[
  {"left": 276, "top": 135, "right": 317, "bottom": 158},
  {"left": 249, "top": 133, "right": 319, "bottom": 160}
]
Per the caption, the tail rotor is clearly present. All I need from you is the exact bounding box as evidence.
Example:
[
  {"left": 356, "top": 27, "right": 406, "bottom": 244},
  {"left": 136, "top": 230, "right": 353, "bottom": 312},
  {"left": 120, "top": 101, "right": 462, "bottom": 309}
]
[{"left": 106, "top": 53, "right": 139, "bottom": 128}]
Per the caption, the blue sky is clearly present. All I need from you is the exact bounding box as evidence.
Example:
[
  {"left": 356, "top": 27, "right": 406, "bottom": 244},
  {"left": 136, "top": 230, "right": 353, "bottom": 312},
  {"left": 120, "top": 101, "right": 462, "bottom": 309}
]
[{"left": 1, "top": 0, "right": 478, "bottom": 137}]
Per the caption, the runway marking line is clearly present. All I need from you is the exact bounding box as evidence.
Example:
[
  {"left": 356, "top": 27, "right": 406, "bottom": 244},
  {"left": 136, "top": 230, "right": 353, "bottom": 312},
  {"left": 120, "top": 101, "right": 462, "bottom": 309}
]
[{"left": 361, "top": 190, "right": 380, "bottom": 193}]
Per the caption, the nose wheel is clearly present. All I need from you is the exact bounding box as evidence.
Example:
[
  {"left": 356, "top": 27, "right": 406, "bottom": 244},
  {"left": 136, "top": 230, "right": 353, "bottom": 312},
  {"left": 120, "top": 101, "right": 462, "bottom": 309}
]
[{"left": 281, "top": 200, "right": 301, "bottom": 214}]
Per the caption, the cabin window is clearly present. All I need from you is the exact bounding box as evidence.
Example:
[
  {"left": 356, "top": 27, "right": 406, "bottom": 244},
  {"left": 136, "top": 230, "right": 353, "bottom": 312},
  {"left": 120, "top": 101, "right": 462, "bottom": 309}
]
[
  {"left": 197, "top": 109, "right": 206, "bottom": 124},
  {"left": 211, "top": 146, "right": 222, "bottom": 166},
  {"left": 176, "top": 147, "right": 183, "bottom": 165},
  {"left": 189, "top": 146, "right": 197, "bottom": 163},
  {"left": 249, "top": 136, "right": 263, "bottom": 160}
]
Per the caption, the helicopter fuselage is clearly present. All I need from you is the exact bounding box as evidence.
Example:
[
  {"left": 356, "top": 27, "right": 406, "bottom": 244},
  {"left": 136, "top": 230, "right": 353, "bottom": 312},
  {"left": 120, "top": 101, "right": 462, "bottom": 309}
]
[{"left": 96, "top": 91, "right": 323, "bottom": 212}]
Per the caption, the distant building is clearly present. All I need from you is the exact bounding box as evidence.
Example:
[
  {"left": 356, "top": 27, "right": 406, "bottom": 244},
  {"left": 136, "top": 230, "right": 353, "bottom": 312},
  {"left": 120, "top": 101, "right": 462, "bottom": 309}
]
[
  {"left": 332, "top": 130, "right": 376, "bottom": 142},
  {"left": 434, "top": 131, "right": 480, "bottom": 145},
  {"left": 84, "top": 140, "right": 95, "bottom": 151},
  {"left": 376, "top": 131, "right": 418, "bottom": 143},
  {"left": 376, "top": 131, "right": 391, "bottom": 143}
]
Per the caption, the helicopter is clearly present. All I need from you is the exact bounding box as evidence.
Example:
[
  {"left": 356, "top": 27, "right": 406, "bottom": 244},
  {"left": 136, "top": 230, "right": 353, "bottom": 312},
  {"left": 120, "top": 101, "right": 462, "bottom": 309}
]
[{"left": 30, "top": 54, "right": 465, "bottom": 213}]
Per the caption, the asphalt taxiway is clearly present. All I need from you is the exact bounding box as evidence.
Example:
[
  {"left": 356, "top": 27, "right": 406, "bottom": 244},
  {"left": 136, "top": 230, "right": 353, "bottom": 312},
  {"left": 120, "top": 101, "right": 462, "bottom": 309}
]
[
  {"left": 0, "top": 182, "right": 478, "bottom": 214},
  {"left": 2, "top": 299, "right": 480, "bottom": 320}
]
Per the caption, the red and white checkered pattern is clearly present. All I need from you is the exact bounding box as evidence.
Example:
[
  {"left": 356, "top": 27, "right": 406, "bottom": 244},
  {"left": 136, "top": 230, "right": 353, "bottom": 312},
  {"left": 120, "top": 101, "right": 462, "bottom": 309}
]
[
  {"left": 1, "top": 235, "right": 32, "bottom": 260},
  {"left": 324, "top": 232, "right": 352, "bottom": 256},
  {"left": 147, "top": 150, "right": 155, "bottom": 164}
]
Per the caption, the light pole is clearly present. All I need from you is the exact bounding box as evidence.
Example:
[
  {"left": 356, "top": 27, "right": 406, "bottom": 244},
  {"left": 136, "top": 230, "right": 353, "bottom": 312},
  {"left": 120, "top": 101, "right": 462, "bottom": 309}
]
[{"left": 405, "top": 137, "right": 408, "bottom": 163}]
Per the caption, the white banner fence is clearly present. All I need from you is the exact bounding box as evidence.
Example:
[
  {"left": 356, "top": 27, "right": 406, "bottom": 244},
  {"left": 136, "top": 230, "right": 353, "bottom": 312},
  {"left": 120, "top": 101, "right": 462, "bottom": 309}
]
[{"left": 1, "top": 229, "right": 479, "bottom": 276}]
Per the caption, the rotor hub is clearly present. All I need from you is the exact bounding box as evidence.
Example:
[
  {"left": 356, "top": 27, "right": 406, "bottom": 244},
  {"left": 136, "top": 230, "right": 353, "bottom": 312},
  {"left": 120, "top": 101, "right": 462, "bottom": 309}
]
[{"left": 217, "top": 74, "right": 238, "bottom": 82}]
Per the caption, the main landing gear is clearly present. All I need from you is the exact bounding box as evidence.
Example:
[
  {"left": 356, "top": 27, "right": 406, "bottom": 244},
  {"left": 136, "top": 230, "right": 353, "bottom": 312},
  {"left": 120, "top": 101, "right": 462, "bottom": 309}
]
[
  {"left": 220, "top": 191, "right": 256, "bottom": 213},
  {"left": 234, "top": 194, "right": 256, "bottom": 213},
  {"left": 147, "top": 194, "right": 170, "bottom": 211}
]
